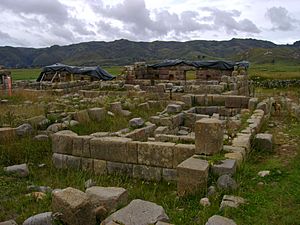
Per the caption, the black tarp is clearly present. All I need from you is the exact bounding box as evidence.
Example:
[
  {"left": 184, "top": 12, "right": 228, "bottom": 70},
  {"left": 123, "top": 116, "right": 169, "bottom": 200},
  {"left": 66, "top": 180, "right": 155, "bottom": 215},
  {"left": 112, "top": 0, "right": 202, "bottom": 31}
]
[
  {"left": 36, "top": 63, "right": 115, "bottom": 81},
  {"left": 149, "top": 60, "right": 249, "bottom": 70}
]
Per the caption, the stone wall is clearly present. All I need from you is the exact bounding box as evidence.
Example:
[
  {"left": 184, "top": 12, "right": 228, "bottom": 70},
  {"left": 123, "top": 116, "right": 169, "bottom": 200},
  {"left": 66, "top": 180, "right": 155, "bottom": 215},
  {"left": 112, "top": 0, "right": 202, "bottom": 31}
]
[{"left": 52, "top": 132, "right": 196, "bottom": 182}]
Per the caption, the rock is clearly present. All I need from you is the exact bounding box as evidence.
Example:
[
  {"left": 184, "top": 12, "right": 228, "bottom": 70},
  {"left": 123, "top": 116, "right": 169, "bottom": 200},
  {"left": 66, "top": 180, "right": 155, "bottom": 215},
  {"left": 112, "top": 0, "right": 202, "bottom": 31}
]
[
  {"left": 195, "top": 118, "right": 223, "bottom": 155},
  {"left": 217, "top": 174, "right": 238, "bottom": 191},
  {"left": 102, "top": 199, "right": 169, "bottom": 225},
  {"left": 33, "top": 134, "right": 49, "bottom": 141},
  {"left": 211, "top": 159, "right": 237, "bottom": 176},
  {"left": 26, "top": 192, "right": 47, "bottom": 201},
  {"left": 0, "top": 220, "right": 18, "bottom": 225},
  {"left": 200, "top": 197, "right": 211, "bottom": 207},
  {"left": 23, "top": 212, "right": 54, "bottom": 225},
  {"left": 52, "top": 187, "right": 96, "bottom": 225},
  {"left": 4, "top": 163, "right": 29, "bottom": 177},
  {"left": 220, "top": 195, "right": 245, "bottom": 210},
  {"left": 107, "top": 111, "right": 115, "bottom": 117},
  {"left": 88, "top": 108, "right": 106, "bottom": 122},
  {"left": 46, "top": 123, "right": 66, "bottom": 133},
  {"left": 206, "top": 215, "right": 237, "bottom": 225},
  {"left": 255, "top": 133, "right": 273, "bottom": 152},
  {"left": 85, "top": 186, "right": 128, "bottom": 213},
  {"left": 27, "top": 185, "right": 52, "bottom": 193},
  {"left": 110, "top": 102, "right": 123, "bottom": 113},
  {"left": 207, "top": 185, "right": 217, "bottom": 197},
  {"left": 258, "top": 170, "right": 270, "bottom": 177},
  {"left": 63, "top": 120, "right": 79, "bottom": 127},
  {"left": 129, "top": 118, "right": 145, "bottom": 129},
  {"left": 84, "top": 179, "right": 96, "bottom": 189},
  {"left": 166, "top": 104, "right": 182, "bottom": 114},
  {"left": 177, "top": 156, "right": 209, "bottom": 196},
  {"left": 178, "top": 130, "right": 189, "bottom": 136},
  {"left": 120, "top": 110, "right": 132, "bottom": 117},
  {"left": 156, "top": 222, "right": 174, "bottom": 225},
  {"left": 16, "top": 123, "right": 33, "bottom": 137},
  {"left": 224, "top": 152, "right": 243, "bottom": 167},
  {"left": 74, "top": 110, "right": 90, "bottom": 123}
]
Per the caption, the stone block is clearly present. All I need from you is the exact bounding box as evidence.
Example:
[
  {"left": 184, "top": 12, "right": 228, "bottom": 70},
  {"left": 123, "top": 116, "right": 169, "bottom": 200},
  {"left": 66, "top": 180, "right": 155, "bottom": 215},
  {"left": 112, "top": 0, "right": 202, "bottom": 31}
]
[
  {"left": 88, "top": 107, "right": 106, "bottom": 122},
  {"left": 107, "top": 161, "right": 133, "bottom": 176},
  {"left": 220, "top": 195, "right": 245, "bottom": 210},
  {"left": 248, "top": 98, "right": 258, "bottom": 111},
  {"left": 181, "top": 94, "right": 193, "bottom": 108},
  {"left": 177, "top": 155, "right": 209, "bottom": 196},
  {"left": 195, "top": 118, "right": 223, "bottom": 155},
  {"left": 66, "top": 155, "right": 81, "bottom": 170},
  {"left": 173, "top": 144, "right": 195, "bottom": 167},
  {"left": 23, "top": 212, "right": 53, "bottom": 225},
  {"left": 72, "top": 135, "right": 92, "bottom": 157},
  {"left": 154, "top": 126, "right": 169, "bottom": 135},
  {"left": 93, "top": 159, "right": 107, "bottom": 175},
  {"left": 52, "top": 130, "right": 77, "bottom": 155},
  {"left": 102, "top": 199, "right": 169, "bottom": 225},
  {"left": 225, "top": 152, "right": 243, "bottom": 167},
  {"left": 255, "top": 133, "right": 273, "bottom": 151},
  {"left": 211, "top": 159, "right": 237, "bottom": 176},
  {"left": 86, "top": 186, "right": 128, "bottom": 213},
  {"left": 52, "top": 187, "right": 96, "bottom": 225},
  {"left": 4, "top": 163, "right": 29, "bottom": 177},
  {"left": 166, "top": 104, "right": 182, "bottom": 114},
  {"left": 0, "top": 220, "right": 17, "bottom": 225},
  {"left": 138, "top": 142, "right": 175, "bottom": 168},
  {"left": 205, "top": 215, "right": 237, "bottom": 225},
  {"left": 133, "top": 165, "right": 162, "bottom": 181},
  {"left": 52, "top": 153, "right": 68, "bottom": 169},
  {"left": 195, "top": 95, "right": 205, "bottom": 106},
  {"left": 162, "top": 168, "right": 177, "bottom": 182},
  {"left": 232, "top": 134, "right": 251, "bottom": 153},
  {"left": 74, "top": 110, "right": 90, "bottom": 123},
  {"left": 82, "top": 158, "right": 94, "bottom": 172},
  {"left": 171, "top": 113, "right": 184, "bottom": 127}
]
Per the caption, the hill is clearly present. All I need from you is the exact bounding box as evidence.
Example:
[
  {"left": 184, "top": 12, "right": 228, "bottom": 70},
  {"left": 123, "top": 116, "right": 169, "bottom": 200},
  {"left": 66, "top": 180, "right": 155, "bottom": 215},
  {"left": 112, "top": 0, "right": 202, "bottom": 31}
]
[{"left": 0, "top": 38, "right": 299, "bottom": 68}]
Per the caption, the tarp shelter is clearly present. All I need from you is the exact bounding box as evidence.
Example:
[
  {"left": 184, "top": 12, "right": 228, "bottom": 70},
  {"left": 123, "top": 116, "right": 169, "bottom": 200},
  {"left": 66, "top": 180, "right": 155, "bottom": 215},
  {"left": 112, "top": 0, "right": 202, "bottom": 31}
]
[
  {"left": 37, "top": 63, "right": 115, "bottom": 82},
  {"left": 149, "top": 60, "right": 249, "bottom": 70}
]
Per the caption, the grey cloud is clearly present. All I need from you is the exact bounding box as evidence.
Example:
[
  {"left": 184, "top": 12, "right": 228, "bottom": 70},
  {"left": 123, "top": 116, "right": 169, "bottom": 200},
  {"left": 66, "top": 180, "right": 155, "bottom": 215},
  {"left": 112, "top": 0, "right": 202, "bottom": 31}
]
[
  {"left": 266, "top": 7, "right": 298, "bottom": 31},
  {"left": 202, "top": 8, "right": 260, "bottom": 34}
]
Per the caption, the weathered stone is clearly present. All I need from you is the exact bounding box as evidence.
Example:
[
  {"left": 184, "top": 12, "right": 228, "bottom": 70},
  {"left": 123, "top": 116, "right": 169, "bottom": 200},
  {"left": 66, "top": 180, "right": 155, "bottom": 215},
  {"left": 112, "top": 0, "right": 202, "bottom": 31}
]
[
  {"left": 93, "top": 159, "right": 107, "bottom": 175},
  {"left": 258, "top": 170, "right": 270, "bottom": 177},
  {"left": 65, "top": 155, "right": 81, "bottom": 170},
  {"left": 211, "top": 159, "right": 237, "bottom": 176},
  {"left": 107, "top": 162, "right": 133, "bottom": 176},
  {"left": 173, "top": 144, "right": 195, "bottom": 167},
  {"left": 23, "top": 212, "right": 54, "bottom": 225},
  {"left": 220, "top": 195, "right": 245, "bottom": 210},
  {"left": 63, "top": 120, "right": 79, "bottom": 127},
  {"left": 207, "top": 185, "right": 217, "bottom": 197},
  {"left": 133, "top": 165, "right": 162, "bottom": 181},
  {"left": 256, "top": 102, "right": 268, "bottom": 114},
  {"left": 88, "top": 107, "right": 106, "bottom": 122},
  {"left": 154, "top": 126, "right": 169, "bottom": 135},
  {"left": 177, "top": 155, "right": 209, "bottom": 196},
  {"left": 255, "top": 133, "right": 273, "bottom": 151},
  {"left": 102, "top": 199, "right": 169, "bottom": 225},
  {"left": 225, "top": 152, "right": 243, "bottom": 167},
  {"left": 46, "top": 123, "right": 66, "bottom": 133},
  {"left": 52, "top": 153, "right": 68, "bottom": 169},
  {"left": 232, "top": 134, "right": 251, "bottom": 153},
  {"left": 72, "top": 135, "right": 91, "bottom": 157},
  {"left": 16, "top": 123, "right": 33, "bottom": 137},
  {"left": 162, "top": 168, "right": 177, "bottom": 182},
  {"left": 166, "top": 104, "right": 182, "bottom": 114},
  {"left": 52, "top": 187, "right": 96, "bottom": 225},
  {"left": 34, "top": 134, "right": 49, "bottom": 141},
  {"left": 200, "top": 197, "right": 211, "bottom": 207},
  {"left": 52, "top": 130, "right": 77, "bottom": 154},
  {"left": 74, "top": 110, "right": 90, "bottom": 123},
  {"left": 129, "top": 118, "right": 145, "bottom": 128},
  {"left": 82, "top": 158, "right": 94, "bottom": 172},
  {"left": 4, "top": 163, "right": 29, "bottom": 177},
  {"left": 27, "top": 185, "right": 52, "bottom": 193},
  {"left": 26, "top": 115, "right": 47, "bottom": 129},
  {"left": 138, "top": 142, "right": 174, "bottom": 168},
  {"left": 156, "top": 222, "right": 174, "bottom": 225},
  {"left": 195, "top": 118, "right": 223, "bottom": 155},
  {"left": 217, "top": 174, "right": 238, "bottom": 191},
  {"left": 206, "top": 215, "right": 237, "bottom": 225},
  {"left": 0, "top": 220, "right": 17, "bottom": 225},
  {"left": 86, "top": 186, "right": 128, "bottom": 213},
  {"left": 248, "top": 98, "right": 258, "bottom": 111}
]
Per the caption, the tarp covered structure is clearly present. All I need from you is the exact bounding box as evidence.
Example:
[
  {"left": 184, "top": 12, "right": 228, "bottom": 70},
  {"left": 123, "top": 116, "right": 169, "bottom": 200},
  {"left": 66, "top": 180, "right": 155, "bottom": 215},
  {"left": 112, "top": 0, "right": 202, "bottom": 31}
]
[
  {"left": 37, "top": 63, "right": 115, "bottom": 82},
  {"left": 149, "top": 60, "right": 249, "bottom": 70}
]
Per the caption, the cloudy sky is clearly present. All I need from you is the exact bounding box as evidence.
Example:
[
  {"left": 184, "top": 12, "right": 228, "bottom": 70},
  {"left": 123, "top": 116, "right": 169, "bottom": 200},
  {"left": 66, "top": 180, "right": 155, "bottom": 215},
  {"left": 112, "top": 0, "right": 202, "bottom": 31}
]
[{"left": 0, "top": 0, "right": 299, "bottom": 47}]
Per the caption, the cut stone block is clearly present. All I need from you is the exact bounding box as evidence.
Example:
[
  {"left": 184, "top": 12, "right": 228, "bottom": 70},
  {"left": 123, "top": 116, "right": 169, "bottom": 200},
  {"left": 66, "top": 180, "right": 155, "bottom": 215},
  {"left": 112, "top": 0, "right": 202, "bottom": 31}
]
[
  {"left": 232, "top": 134, "right": 251, "bottom": 153},
  {"left": 166, "top": 104, "right": 182, "bottom": 114},
  {"left": 220, "top": 195, "right": 246, "bottom": 210},
  {"left": 225, "top": 152, "right": 243, "bottom": 167},
  {"left": 248, "top": 98, "right": 258, "bottom": 111},
  {"left": 129, "top": 118, "right": 145, "bottom": 129},
  {"left": 23, "top": 212, "right": 53, "bottom": 225},
  {"left": 173, "top": 144, "right": 195, "bottom": 167},
  {"left": 102, "top": 199, "right": 169, "bottom": 225},
  {"left": 107, "top": 162, "right": 133, "bottom": 176},
  {"left": 86, "top": 186, "right": 128, "bottom": 213},
  {"left": 205, "top": 215, "right": 237, "bottom": 225},
  {"left": 82, "top": 158, "right": 94, "bottom": 172},
  {"left": 162, "top": 168, "right": 177, "bottom": 182},
  {"left": 52, "top": 153, "right": 68, "bottom": 169},
  {"left": 66, "top": 155, "right": 81, "bottom": 170},
  {"left": 195, "top": 118, "right": 223, "bottom": 155},
  {"left": 52, "top": 187, "right": 96, "bottom": 225},
  {"left": 72, "top": 135, "right": 91, "bottom": 157},
  {"left": 88, "top": 107, "right": 106, "bottom": 122},
  {"left": 177, "top": 155, "right": 209, "bottom": 196},
  {"left": 133, "top": 165, "right": 162, "bottom": 181},
  {"left": 93, "top": 159, "right": 107, "bottom": 175},
  {"left": 138, "top": 142, "right": 175, "bottom": 168},
  {"left": 74, "top": 110, "right": 90, "bottom": 123},
  {"left": 255, "top": 133, "right": 273, "bottom": 151},
  {"left": 211, "top": 159, "right": 237, "bottom": 176},
  {"left": 52, "top": 130, "right": 77, "bottom": 155}
]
